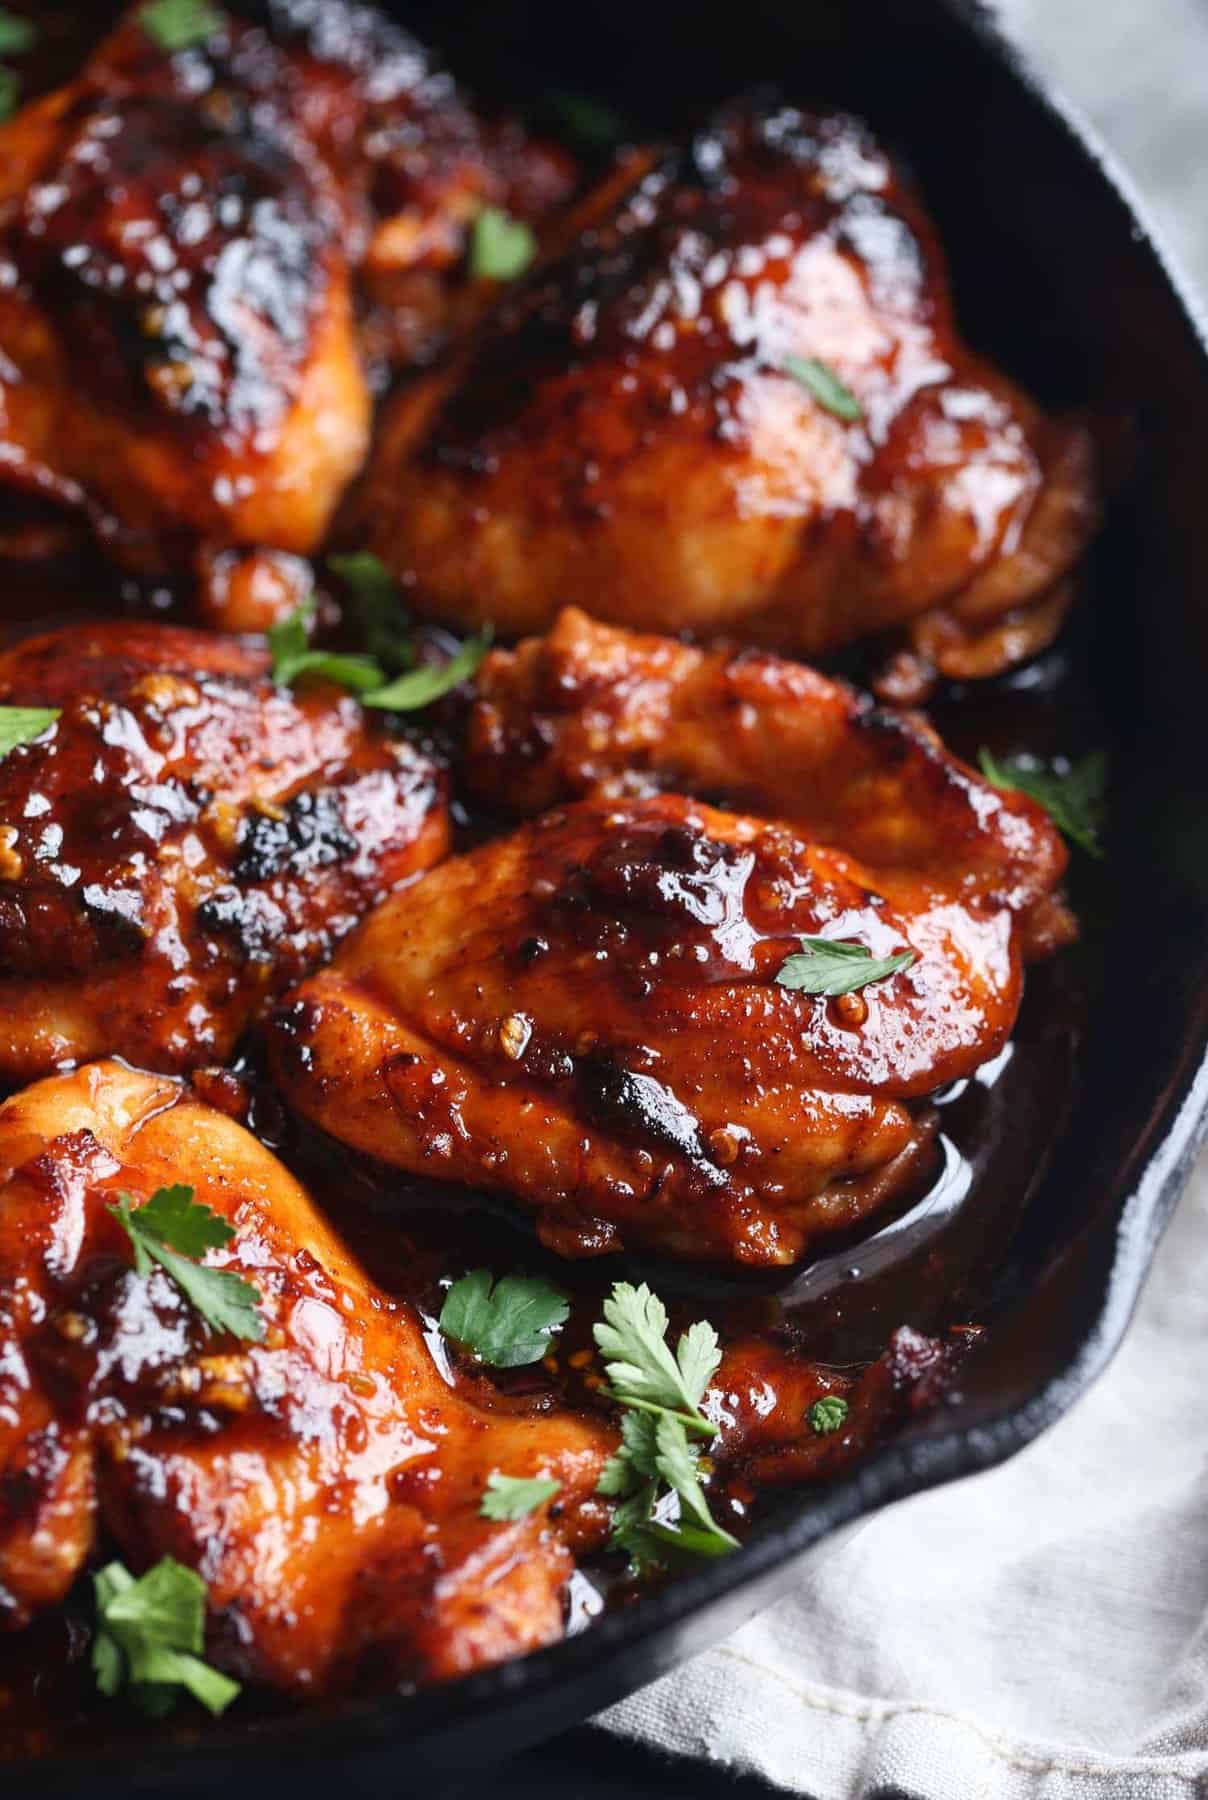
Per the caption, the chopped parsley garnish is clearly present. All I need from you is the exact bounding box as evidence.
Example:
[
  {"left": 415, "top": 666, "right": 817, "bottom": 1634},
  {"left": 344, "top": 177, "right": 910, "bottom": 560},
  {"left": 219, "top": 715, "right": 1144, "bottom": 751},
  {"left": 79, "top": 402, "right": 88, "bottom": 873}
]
[
  {"left": 267, "top": 596, "right": 384, "bottom": 693},
  {"left": 545, "top": 90, "right": 630, "bottom": 148},
  {"left": 269, "top": 591, "right": 488, "bottom": 711},
  {"left": 782, "top": 355, "right": 862, "bottom": 422},
  {"left": 594, "top": 1281, "right": 738, "bottom": 1569},
  {"left": 139, "top": 0, "right": 224, "bottom": 52},
  {"left": 978, "top": 748, "right": 1107, "bottom": 858},
  {"left": 361, "top": 628, "right": 491, "bottom": 711},
  {"left": 807, "top": 1395, "right": 849, "bottom": 1435},
  {"left": 93, "top": 1557, "right": 240, "bottom": 1717},
  {"left": 775, "top": 937, "right": 916, "bottom": 997},
  {"left": 327, "top": 551, "right": 414, "bottom": 672},
  {"left": 108, "top": 1185, "right": 264, "bottom": 1343},
  {"left": 439, "top": 1268, "right": 570, "bottom": 1369},
  {"left": 0, "top": 66, "right": 18, "bottom": 121},
  {"left": 469, "top": 206, "right": 536, "bottom": 282},
  {"left": 0, "top": 9, "right": 35, "bottom": 53},
  {"left": 0, "top": 706, "right": 59, "bottom": 758},
  {"left": 480, "top": 1472, "right": 562, "bottom": 1521}
]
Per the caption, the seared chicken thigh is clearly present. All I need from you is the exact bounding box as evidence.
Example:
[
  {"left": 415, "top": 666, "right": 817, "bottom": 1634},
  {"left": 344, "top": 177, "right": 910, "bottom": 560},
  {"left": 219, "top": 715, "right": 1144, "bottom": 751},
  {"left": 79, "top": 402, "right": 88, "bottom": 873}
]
[
  {"left": 270, "top": 620, "right": 1066, "bottom": 1264},
  {"left": 0, "top": 1062, "right": 612, "bottom": 1688},
  {"left": 0, "top": 1, "right": 572, "bottom": 594},
  {"left": 465, "top": 609, "right": 1072, "bottom": 956},
  {"left": 363, "top": 107, "right": 1096, "bottom": 679},
  {"left": 0, "top": 621, "right": 447, "bottom": 1080}
]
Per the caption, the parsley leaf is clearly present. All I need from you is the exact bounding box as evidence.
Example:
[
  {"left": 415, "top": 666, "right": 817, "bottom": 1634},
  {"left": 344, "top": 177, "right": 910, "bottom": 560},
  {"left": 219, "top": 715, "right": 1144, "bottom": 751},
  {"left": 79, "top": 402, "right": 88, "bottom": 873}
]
[
  {"left": 361, "top": 628, "right": 491, "bottom": 711},
  {"left": 775, "top": 937, "right": 916, "bottom": 997},
  {"left": 327, "top": 551, "right": 414, "bottom": 672},
  {"left": 544, "top": 90, "right": 630, "bottom": 148},
  {"left": 93, "top": 1558, "right": 240, "bottom": 1717},
  {"left": 439, "top": 1268, "right": 570, "bottom": 1368},
  {"left": 469, "top": 207, "right": 536, "bottom": 282},
  {"left": 807, "top": 1394, "right": 849, "bottom": 1435},
  {"left": 139, "top": 0, "right": 224, "bottom": 52},
  {"left": 269, "top": 593, "right": 486, "bottom": 711},
  {"left": 268, "top": 596, "right": 386, "bottom": 693},
  {"left": 978, "top": 748, "right": 1107, "bottom": 858},
  {"left": 108, "top": 1186, "right": 264, "bottom": 1343},
  {"left": 0, "top": 10, "right": 34, "bottom": 54},
  {"left": 0, "top": 66, "right": 18, "bottom": 121},
  {"left": 0, "top": 705, "right": 59, "bottom": 758},
  {"left": 480, "top": 1472, "right": 562, "bottom": 1521},
  {"left": 594, "top": 1281, "right": 721, "bottom": 1435},
  {"left": 782, "top": 355, "right": 862, "bottom": 422},
  {"left": 593, "top": 1281, "right": 738, "bottom": 1568}
]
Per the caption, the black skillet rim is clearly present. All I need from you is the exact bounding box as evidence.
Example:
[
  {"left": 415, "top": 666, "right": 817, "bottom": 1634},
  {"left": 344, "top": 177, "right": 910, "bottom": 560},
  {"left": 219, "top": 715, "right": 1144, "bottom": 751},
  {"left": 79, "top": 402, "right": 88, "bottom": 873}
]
[{"left": 16, "top": 0, "right": 1208, "bottom": 1784}]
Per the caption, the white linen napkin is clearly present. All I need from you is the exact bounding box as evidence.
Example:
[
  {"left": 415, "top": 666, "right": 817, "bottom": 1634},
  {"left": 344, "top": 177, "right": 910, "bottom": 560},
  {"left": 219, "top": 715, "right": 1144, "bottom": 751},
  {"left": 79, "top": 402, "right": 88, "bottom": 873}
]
[{"left": 599, "top": 5, "right": 1208, "bottom": 1792}]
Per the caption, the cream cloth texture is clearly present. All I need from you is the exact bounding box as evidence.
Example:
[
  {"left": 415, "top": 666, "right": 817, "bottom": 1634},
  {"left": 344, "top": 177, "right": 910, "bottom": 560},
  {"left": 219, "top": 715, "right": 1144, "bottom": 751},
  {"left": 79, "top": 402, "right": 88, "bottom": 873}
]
[{"left": 598, "top": 3, "right": 1208, "bottom": 1793}]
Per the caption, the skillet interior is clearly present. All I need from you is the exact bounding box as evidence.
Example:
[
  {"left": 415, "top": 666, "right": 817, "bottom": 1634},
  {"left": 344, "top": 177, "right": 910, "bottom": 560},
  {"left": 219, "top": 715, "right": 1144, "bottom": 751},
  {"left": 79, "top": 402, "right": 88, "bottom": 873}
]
[{"left": 11, "top": 0, "right": 1208, "bottom": 1790}]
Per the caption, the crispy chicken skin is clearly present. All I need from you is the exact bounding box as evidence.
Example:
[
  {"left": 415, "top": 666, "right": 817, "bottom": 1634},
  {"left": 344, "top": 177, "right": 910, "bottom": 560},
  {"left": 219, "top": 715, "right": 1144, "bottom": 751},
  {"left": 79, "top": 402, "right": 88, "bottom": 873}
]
[
  {"left": 269, "top": 612, "right": 1068, "bottom": 1266},
  {"left": 0, "top": 621, "right": 448, "bottom": 1081},
  {"left": 363, "top": 107, "right": 1097, "bottom": 679},
  {"left": 0, "top": 1061, "right": 612, "bottom": 1689},
  {"left": 0, "top": 1, "right": 572, "bottom": 590}
]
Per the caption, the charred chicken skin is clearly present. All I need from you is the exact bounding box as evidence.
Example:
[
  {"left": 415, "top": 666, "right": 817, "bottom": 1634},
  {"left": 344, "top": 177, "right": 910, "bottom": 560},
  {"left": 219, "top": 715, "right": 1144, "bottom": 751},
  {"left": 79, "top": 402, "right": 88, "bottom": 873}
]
[
  {"left": 0, "top": 621, "right": 447, "bottom": 1081},
  {"left": 363, "top": 106, "right": 1096, "bottom": 680},
  {"left": 0, "top": 1, "right": 572, "bottom": 594},
  {"left": 268, "top": 614, "right": 1069, "bottom": 1266},
  {"left": 0, "top": 1061, "right": 613, "bottom": 1689}
]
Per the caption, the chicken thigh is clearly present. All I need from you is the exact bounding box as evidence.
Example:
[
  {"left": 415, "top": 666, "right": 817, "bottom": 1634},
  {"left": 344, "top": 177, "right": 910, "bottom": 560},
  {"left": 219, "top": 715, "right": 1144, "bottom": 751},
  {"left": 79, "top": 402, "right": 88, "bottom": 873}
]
[
  {"left": 464, "top": 608, "right": 1074, "bottom": 958},
  {"left": 0, "top": 1060, "right": 611, "bottom": 1690},
  {"left": 269, "top": 610, "right": 1067, "bottom": 1266},
  {"left": 363, "top": 106, "right": 1096, "bottom": 680},
  {"left": 0, "top": 1, "right": 572, "bottom": 596},
  {"left": 0, "top": 621, "right": 447, "bottom": 1080}
]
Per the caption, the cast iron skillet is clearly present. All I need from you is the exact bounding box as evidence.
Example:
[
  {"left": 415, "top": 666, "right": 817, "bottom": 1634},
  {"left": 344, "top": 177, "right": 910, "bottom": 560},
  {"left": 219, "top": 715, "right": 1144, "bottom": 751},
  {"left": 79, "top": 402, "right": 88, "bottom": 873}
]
[{"left": 24, "top": 0, "right": 1208, "bottom": 1791}]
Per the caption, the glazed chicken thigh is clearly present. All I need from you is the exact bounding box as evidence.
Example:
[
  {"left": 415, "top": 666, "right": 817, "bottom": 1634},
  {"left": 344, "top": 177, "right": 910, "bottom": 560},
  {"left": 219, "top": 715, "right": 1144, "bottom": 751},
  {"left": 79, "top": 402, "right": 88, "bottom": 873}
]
[
  {"left": 0, "top": 621, "right": 447, "bottom": 1081},
  {"left": 363, "top": 106, "right": 1097, "bottom": 681},
  {"left": 0, "top": 1, "right": 571, "bottom": 598},
  {"left": 269, "top": 614, "right": 1069, "bottom": 1266},
  {"left": 0, "top": 1061, "right": 612, "bottom": 1689}
]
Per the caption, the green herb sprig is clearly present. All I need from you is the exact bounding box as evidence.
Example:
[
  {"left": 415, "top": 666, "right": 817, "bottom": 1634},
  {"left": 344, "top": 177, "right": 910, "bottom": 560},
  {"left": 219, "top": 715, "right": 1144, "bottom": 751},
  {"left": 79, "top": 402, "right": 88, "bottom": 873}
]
[
  {"left": 93, "top": 1557, "right": 240, "bottom": 1717},
  {"left": 0, "top": 706, "right": 59, "bottom": 759},
  {"left": 0, "top": 9, "right": 34, "bottom": 53},
  {"left": 469, "top": 206, "right": 536, "bottom": 282},
  {"left": 0, "top": 8, "right": 34, "bottom": 122},
  {"left": 978, "top": 748, "right": 1107, "bottom": 858},
  {"left": 480, "top": 1472, "right": 562, "bottom": 1521},
  {"left": 140, "top": 0, "right": 224, "bottom": 53},
  {"left": 808, "top": 1394, "right": 849, "bottom": 1435},
  {"left": 594, "top": 1282, "right": 738, "bottom": 1570},
  {"left": 782, "top": 355, "right": 862, "bottom": 422},
  {"left": 327, "top": 551, "right": 415, "bottom": 673},
  {"left": 267, "top": 596, "right": 384, "bottom": 694},
  {"left": 775, "top": 937, "right": 916, "bottom": 997},
  {"left": 439, "top": 1268, "right": 570, "bottom": 1369},
  {"left": 108, "top": 1185, "right": 264, "bottom": 1343},
  {"left": 268, "top": 584, "right": 489, "bottom": 713}
]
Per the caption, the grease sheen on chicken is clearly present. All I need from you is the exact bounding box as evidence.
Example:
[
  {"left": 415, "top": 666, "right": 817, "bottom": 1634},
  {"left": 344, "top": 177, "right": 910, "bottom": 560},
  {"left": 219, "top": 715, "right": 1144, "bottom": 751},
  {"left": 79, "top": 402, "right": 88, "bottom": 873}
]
[
  {"left": 0, "top": 1061, "right": 613, "bottom": 1689},
  {"left": 364, "top": 106, "right": 1097, "bottom": 680},
  {"left": 268, "top": 613, "right": 1070, "bottom": 1266},
  {"left": 0, "top": 1, "right": 572, "bottom": 598},
  {"left": 0, "top": 621, "right": 447, "bottom": 1080}
]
